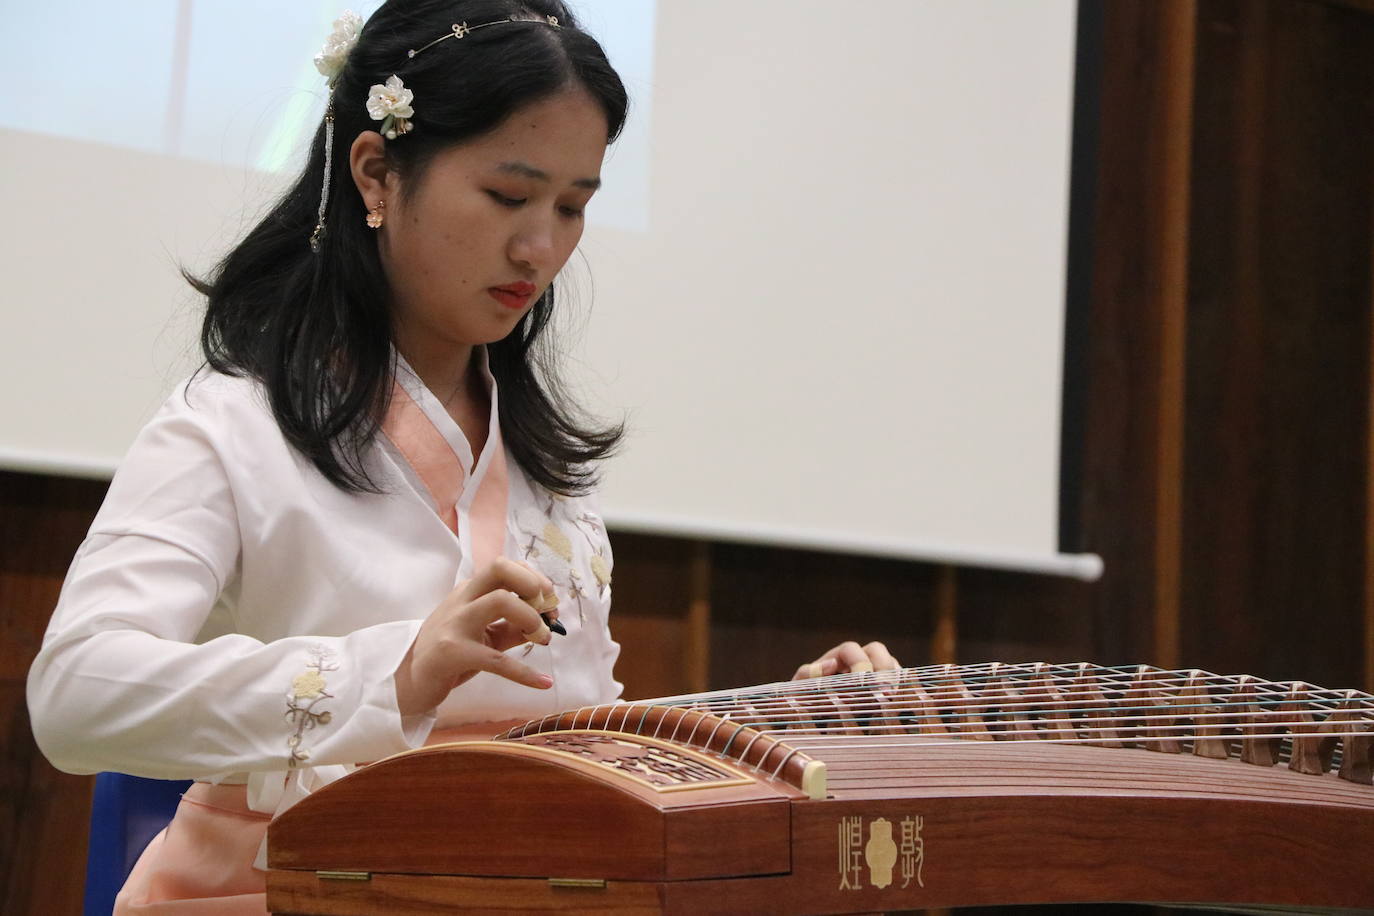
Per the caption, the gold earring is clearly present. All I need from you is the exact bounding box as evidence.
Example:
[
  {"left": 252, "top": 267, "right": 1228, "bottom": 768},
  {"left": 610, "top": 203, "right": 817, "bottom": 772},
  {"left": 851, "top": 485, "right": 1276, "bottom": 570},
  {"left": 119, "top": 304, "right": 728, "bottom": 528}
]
[{"left": 365, "top": 200, "right": 385, "bottom": 229}]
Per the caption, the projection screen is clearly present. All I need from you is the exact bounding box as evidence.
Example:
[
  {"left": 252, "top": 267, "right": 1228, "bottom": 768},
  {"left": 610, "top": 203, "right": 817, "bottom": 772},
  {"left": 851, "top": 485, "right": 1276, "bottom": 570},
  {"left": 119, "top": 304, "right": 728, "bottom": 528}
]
[{"left": 0, "top": 0, "right": 1102, "bottom": 579}]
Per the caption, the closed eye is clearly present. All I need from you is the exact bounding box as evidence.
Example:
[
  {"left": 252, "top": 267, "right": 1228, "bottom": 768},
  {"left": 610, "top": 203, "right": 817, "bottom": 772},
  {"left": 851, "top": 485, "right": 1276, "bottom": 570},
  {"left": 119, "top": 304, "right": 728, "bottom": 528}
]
[
  {"left": 487, "top": 191, "right": 526, "bottom": 207},
  {"left": 489, "top": 189, "right": 586, "bottom": 218}
]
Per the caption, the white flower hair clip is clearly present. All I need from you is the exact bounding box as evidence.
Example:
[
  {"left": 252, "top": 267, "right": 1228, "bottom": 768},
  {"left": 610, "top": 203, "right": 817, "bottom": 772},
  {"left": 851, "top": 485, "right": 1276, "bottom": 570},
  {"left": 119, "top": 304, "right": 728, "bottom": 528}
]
[
  {"left": 367, "top": 75, "right": 415, "bottom": 140},
  {"left": 314, "top": 10, "right": 363, "bottom": 86}
]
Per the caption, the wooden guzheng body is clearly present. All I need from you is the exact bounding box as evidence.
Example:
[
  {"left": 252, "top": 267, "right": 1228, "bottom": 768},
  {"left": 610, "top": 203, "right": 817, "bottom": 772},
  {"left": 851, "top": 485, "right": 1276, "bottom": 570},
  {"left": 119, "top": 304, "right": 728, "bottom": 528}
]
[{"left": 266, "top": 662, "right": 1374, "bottom": 914}]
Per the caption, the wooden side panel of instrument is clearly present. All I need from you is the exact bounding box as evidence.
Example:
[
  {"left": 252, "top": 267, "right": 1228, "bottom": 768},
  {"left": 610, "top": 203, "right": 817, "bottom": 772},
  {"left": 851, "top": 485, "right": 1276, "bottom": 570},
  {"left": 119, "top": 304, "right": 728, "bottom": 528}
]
[
  {"left": 771, "top": 794, "right": 1374, "bottom": 913},
  {"left": 268, "top": 872, "right": 664, "bottom": 915},
  {"left": 270, "top": 790, "right": 1374, "bottom": 914},
  {"left": 267, "top": 744, "right": 792, "bottom": 882}
]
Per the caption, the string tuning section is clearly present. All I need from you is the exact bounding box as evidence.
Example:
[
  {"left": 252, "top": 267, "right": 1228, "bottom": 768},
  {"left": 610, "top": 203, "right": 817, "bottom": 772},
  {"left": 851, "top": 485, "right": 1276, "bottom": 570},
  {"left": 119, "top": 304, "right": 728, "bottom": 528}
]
[
  {"left": 1025, "top": 662, "right": 1076, "bottom": 742},
  {"left": 873, "top": 669, "right": 947, "bottom": 737},
  {"left": 815, "top": 683, "right": 865, "bottom": 736},
  {"left": 906, "top": 669, "right": 952, "bottom": 737},
  {"left": 984, "top": 662, "right": 1033, "bottom": 741},
  {"left": 734, "top": 698, "right": 774, "bottom": 734},
  {"left": 1282, "top": 682, "right": 1334, "bottom": 776},
  {"left": 1065, "top": 662, "right": 1124, "bottom": 748},
  {"left": 781, "top": 693, "right": 818, "bottom": 734},
  {"left": 1128, "top": 666, "right": 1185, "bottom": 754},
  {"left": 1180, "top": 670, "right": 1232, "bottom": 760},
  {"left": 1330, "top": 691, "right": 1372, "bottom": 785},
  {"left": 735, "top": 687, "right": 789, "bottom": 733},
  {"left": 1232, "top": 675, "right": 1284, "bottom": 768},
  {"left": 935, "top": 663, "right": 993, "bottom": 740},
  {"left": 866, "top": 673, "right": 906, "bottom": 736}
]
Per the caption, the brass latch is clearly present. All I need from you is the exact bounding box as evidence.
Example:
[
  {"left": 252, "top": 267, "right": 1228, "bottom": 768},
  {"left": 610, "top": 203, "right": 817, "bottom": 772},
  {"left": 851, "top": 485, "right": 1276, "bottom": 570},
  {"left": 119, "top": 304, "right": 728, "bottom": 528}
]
[
  {"left": 316, "top": 870, "right": 371, "bottom": 881},
  {"left": 548, "top": 877, "right": 606, "bottom": 889}
]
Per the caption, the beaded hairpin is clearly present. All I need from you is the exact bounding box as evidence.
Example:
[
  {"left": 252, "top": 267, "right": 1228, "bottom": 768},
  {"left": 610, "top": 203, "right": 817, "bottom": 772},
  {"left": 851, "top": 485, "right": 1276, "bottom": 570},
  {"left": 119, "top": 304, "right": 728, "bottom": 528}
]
[{"left": 408, "top": 14, "right": 561, "bottom": 59}]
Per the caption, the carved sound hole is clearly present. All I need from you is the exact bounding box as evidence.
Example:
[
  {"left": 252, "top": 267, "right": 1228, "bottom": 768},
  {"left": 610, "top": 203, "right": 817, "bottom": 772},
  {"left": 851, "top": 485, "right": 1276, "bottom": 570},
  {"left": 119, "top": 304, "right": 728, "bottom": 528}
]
[{"left": 523, "top": 733, "right": 741, "bottom": 788}]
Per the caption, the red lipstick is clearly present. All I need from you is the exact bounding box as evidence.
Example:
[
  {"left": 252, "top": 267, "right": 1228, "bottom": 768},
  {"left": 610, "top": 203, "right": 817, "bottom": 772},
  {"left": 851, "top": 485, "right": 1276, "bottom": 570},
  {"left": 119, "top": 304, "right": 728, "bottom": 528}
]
[{"left": 489, "top": 281, "right": 536, "bottom": 310}]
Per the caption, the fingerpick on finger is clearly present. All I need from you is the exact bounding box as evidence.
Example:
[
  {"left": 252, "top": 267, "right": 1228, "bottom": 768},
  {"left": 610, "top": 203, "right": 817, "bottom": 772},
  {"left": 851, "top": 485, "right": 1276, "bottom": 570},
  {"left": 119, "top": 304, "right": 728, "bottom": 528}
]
[
  {"left": 522, "top": 590, "right": 559, "bottom": 613},
  {"left": 521, "top": 621, "right": 552, "bottom": 645}
]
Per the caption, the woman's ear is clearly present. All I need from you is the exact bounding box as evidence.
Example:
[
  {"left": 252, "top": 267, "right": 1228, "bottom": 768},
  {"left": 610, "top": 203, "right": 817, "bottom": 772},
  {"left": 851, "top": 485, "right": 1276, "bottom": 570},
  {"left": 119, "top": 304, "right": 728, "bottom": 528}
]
[{"left": 349, "top": 131, "right": 393, "bottom": 206}]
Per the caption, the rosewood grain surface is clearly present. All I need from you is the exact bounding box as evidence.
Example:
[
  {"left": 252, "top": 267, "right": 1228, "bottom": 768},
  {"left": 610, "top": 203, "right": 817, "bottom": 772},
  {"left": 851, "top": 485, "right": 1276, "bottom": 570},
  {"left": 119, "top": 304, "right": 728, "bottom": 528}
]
[
  {"left": 813, "top": 742, "right": 1374, "bottom": 806},
  {"left": 267, "top": 736, "right": 1374, "bottom": 914},
  {"left": 785, "top": 793, "right": 1374, "bottom": 913},
  {"left": 267, "top": 743, "right": 794, "bottom": 881},
  {"left": 268, "top": 683, "right": 1374, "bottom": 913},
  {"left": 267, "top": 872, "right": 664, "bottom": 915}
]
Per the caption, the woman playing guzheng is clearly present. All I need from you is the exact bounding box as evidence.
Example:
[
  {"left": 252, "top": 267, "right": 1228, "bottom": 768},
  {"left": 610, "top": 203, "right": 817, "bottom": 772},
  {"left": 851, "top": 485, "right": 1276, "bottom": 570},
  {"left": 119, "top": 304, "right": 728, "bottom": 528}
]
[{"left": 25, "top": 3, "right": 896, "bottom": 912}]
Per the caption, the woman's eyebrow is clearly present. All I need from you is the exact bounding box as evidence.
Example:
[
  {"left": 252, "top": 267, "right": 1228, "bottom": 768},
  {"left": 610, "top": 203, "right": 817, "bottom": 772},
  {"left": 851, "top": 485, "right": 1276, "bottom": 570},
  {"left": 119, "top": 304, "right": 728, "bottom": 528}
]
[{"left": 496, "top": 160, "right": 601, "bottom": 190}]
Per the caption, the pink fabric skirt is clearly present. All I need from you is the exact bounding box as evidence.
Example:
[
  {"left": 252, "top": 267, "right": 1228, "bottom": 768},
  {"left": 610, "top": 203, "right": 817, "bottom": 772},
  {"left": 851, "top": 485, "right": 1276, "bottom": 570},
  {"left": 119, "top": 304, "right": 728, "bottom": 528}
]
[
  {"left": 113, "top": 783, "right": 270, "bottom": 915},
  {"left": 112, "top": 721, "right": 522, "bottom": 913}
]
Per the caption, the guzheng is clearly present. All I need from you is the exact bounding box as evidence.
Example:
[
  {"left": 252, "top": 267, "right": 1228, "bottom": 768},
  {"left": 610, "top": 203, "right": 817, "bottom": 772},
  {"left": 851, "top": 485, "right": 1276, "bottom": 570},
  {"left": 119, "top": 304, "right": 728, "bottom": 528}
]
[{"left": 266, "top": 662, "right": 1374, "bottom": 914}]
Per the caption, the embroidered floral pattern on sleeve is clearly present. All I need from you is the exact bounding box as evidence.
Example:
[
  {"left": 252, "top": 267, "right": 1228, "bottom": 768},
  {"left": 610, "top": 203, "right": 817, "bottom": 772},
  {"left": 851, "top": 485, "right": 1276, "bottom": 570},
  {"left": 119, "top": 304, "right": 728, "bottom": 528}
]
[
  {"left": 285, "top": 645, "right": 338, "bottom": 768},
  {"left": 516, "top": 493, "right": 612, "bottom": 627}
]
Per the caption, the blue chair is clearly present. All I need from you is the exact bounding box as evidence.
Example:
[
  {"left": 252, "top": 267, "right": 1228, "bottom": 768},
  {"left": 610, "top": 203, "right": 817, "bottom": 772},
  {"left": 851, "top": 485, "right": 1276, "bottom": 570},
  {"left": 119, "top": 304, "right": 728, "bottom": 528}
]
[{"left": 84, "top": 773, "right": 192, "bottom": 916}]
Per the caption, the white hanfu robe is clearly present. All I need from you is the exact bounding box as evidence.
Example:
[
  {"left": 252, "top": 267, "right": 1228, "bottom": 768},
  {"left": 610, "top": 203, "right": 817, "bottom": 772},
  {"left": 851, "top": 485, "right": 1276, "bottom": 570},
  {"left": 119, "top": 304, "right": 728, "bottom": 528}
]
[{"left": 26, "top": 350, "right": 621, "bottom": 912}]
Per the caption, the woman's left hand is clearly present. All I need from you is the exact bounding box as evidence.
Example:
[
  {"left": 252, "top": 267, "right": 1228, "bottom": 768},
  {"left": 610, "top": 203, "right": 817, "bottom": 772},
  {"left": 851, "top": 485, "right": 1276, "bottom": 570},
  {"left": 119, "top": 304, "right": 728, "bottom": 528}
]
[{"left": 792, "top": 641, "right": 900, "bottom": 680}]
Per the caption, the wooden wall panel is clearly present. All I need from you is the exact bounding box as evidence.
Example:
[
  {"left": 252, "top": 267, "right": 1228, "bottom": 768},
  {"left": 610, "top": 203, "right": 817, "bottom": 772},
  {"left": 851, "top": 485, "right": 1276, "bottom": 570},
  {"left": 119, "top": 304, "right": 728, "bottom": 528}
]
[
  {"left": 1, "top": 471, "right": 107, "bottom": 914},
  {"left": 600, "top": 532, "right": 701, "bottom": 700},
  {"left": 1182, "top": 0, "right": 1374, "bottom": 688},
  {"left": 705, "top": 544, "right": 1099, "bottom": 691},
  {"left": 708, "top": 543, "right": 940, "bottom": 689},
  {"left": 957, "top": 569, "right": 1096, "bottom": 666},
  {"left": 1078, "top": 0, "right": 1199, "bottom": 668}
]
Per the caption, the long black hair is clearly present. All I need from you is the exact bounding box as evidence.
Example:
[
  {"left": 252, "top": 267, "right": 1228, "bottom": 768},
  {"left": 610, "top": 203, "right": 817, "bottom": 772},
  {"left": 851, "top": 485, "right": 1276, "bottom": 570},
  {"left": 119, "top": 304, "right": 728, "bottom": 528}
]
[{"left": 189, "top": 0, "right": 627, "bottom": 494}]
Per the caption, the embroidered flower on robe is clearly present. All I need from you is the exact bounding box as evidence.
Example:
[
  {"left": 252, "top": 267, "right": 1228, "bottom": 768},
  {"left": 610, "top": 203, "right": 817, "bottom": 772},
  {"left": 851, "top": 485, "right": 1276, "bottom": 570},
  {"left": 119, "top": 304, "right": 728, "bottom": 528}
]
[
  {"left": 542, "top": 522, "right": 573, "bottom": 562},
  {"left": 515, "top": 494, "right": 611, "bottom": 625},
  {"left": 285, "top": 646, "right": 338, "bottom": 768},
  {"left": 590, "top": 553, "right": 612, "bottom": 588},
  {"left": 292, "top": 670, "right": 327, "bottom": 699}
]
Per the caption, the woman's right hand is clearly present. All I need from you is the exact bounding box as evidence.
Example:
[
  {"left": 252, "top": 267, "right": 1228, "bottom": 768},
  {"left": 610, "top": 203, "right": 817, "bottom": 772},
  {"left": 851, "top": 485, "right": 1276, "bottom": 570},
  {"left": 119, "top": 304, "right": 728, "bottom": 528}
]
[{"left": 393, "top": 557, "right": 560, "bottom": 718}]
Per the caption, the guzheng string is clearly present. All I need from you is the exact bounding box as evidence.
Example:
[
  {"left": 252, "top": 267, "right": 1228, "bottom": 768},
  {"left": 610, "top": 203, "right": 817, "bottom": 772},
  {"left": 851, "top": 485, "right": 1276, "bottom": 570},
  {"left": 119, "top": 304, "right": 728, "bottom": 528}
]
[
  {"left": 594, "top": 662, "right": 1374, "bottom": 754},
  {"left": 502, "top": 663, "right": 1372, "bottom": 789},
  {"left": 646, "top": 665, "right": 1368, "bottom": 710},
  {"left": 644, "top": 662, "right": 1361, "bottom": 706}
]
